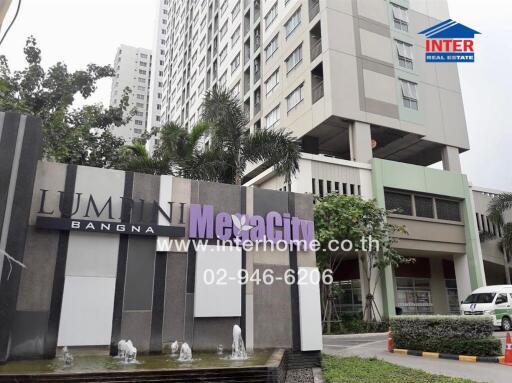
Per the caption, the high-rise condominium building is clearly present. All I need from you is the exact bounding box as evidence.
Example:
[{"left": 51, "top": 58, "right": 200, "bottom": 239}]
[
  {"left": 147, "top": 2, "right": 169, "bottom": 152},
  {"left": 109, "top": 45, "right": 153, "bottom": 144},
  {"left": 154, "top": 0, "right": 510, "bottom": 319},
  {"left": 0, "top": 0, "right": 12, "bottom": 31}
]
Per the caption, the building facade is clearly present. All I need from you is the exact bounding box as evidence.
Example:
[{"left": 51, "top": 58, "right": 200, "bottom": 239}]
[
  {"left": 153, "top": 0, "right": 499, "bottom": 317},
  {"left": 109, "top": 45, "right": 153, "bottom": 144},
  {"left": 472, "top": 186, "right": 512, "bottom": 286}
]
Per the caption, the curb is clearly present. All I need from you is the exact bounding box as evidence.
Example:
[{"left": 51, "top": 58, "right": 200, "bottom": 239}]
[{"left": 391, "top": 349, "right": 505, "bottom": 364}]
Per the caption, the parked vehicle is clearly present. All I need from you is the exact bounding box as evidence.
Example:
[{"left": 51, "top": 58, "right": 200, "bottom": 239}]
[{"left": 461, "top": 285, "right": 512, "bottom": 330}]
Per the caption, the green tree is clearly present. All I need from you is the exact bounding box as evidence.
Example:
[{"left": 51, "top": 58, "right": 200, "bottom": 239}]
[
  {"left": 197, "top": 87, "right": 301, "bottom": 185},
  {"left": 0, "top": 36, "right": 133, "bottom": 167},
  {"left": 116, "top": 88, "right": 301, "bottom": 185},
  {"left": 314, "top": 194, "right": 409, "bottom": 330},
  {"left": 488, "top": 192, "right": 512, "bottom": 284}
]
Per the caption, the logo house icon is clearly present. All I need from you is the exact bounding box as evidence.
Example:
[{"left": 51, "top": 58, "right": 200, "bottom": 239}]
[{"left": 418, "top": 19, "right": 481, "bottom": 63}]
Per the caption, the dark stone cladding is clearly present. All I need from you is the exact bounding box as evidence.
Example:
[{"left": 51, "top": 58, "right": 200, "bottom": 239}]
[
  {"left": 0, "top": 115, "right": 42, "bottom": 363},
  {"left": 149, "top": 252, "right": 167, "bottom": 353},
  {"left": 240, "top": 186, "right": 246, "bottom": 343},
  {"left": 109, "top": 171, "right": 133, "bottom": 356},
  {"left": 288, "top": 193, "right": 301, "bottom": 352},
  {"left": 43, "top": 164, "right": 77, "bottom": 358},
  {"left": 0, "top": 113, "right": 21, "bottom": 238}
]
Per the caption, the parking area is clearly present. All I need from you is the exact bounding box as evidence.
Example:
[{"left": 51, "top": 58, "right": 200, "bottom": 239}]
[{"left": 323, "top": 332, "right": 510, "bottom": 383}]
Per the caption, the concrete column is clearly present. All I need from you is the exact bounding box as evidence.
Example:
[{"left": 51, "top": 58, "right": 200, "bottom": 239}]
[
  {"left": 441, "top": 146, "right": 462, "bottom": 173},
  {"left": 350, "top": 121, "right": 372, "bottom": 163},
  {"left": 291, "top": 158, "right": 313, "bottom": 193},
  {"left": 430, "top": 258, "right": 449, "bottom": 314},
  {"left": 453, "top": 254, "right": 473, "bottom": 304}
]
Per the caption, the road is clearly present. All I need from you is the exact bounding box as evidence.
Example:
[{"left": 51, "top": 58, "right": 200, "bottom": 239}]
[{"left": 323, "top": 332, "right": 510, "bottom": 383}]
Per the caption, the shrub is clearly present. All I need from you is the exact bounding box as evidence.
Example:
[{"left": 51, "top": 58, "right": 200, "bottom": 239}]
[
  {"left": 326, "top": 313, "right": 389, "bottom": 334},
  {"left": 390, "top": 315, "right": 502, "bottom": 356}
]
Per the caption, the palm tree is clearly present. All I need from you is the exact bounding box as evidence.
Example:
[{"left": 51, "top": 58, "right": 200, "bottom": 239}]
[
  {"left": 115, "top": 142, "right": 169, "bottom": 175},
  {"left": 116, "top": 87, "right": 301, "bottom": 185},
  {"left": 488, "top": 193, "right": 512, "bottom": 284},
  {"left": 199, "top": 87, "right": 301, "bottom": 185}
]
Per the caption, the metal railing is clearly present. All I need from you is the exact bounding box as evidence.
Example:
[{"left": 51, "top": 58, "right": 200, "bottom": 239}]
[
  {"left": 312, "top": 81, "right": 324, "bottom": 103},
  {"left": 310, "top": 39, "right": 322, "bottom": 61},
  {"left": 309, "top": 1, "right": 320, "bottom": 21}
]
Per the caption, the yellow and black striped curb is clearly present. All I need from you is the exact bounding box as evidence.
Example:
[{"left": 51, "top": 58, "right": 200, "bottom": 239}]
[{"left": 391, "top": 348, "right": 505, "bottom": 364}]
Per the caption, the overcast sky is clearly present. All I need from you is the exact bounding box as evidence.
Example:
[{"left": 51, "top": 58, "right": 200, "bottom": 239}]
[{"left": 0, "top": 0, "right": 511, "bottom": 190}]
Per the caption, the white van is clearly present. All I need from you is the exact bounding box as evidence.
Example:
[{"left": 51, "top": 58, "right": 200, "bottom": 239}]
[{"left": 461, "top": 285, "right": 512, "bottom": 331}]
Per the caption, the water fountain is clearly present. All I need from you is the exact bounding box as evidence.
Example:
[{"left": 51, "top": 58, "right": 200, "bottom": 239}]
[
  {"left": 117, "top": 339, "right": 138, "bottom": 364},
  {"left": 217, "top": 344, "right": 224, "bottom": 356},
  {"left": 231, "top": 324, "right": 248, "bottom": 360},
  {"left": 178, "top": 343, "right": 192, "bottom": 362},
  {"left": 62, "top": 346, "right": 73, "bottom": 367},
  {"left": 170, "top": 340, "right": 179, "bottom": 355}
]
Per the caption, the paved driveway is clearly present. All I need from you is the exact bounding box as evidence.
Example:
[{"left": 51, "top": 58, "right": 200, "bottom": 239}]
[{"left": 323, "top": 332, "right": 510, "bottom": 383}]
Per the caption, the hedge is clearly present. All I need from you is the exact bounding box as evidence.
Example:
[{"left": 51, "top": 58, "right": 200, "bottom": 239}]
[{"left": 390, "top": 315, "right": 502, "bottom": 357}]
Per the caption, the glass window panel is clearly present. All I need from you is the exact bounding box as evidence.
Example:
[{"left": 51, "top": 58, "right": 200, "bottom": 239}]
[
  {"left": 415, "top": 195, "right": 434, "bottom": 218},
  {"left": 385, "top": 191, "right": 412, "bottom": 215},
  {"left": 436, "top": 199, "right": 461, "bottom": 221}
]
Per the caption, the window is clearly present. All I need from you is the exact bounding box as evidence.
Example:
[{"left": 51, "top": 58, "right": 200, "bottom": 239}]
[
  {"left": 391, "top": 3, "right": 409, "bottom": 32},
  {"left": 496, "top": 293, "right": 509, "bottom": 305},
  {"left": 137, "top": 86, "right": 145, "bottom": 91},
  {"left": 232, "top": 1, "right": 240, "bottom": 20},
  {"left": 219, "top": 45, "right": 228, "bottom": 64},
  {"left": 400, "top": 79, "right": 418, "bottom": 110},
  {"left": 136, "top": 102, "right": 144, "bottom": 108},
  {"left": 221, "top": 0, "right": 228, "bottom": 14},
  {"left": 415, "top": 195, "right": 434, "bottom": 218},
  {"left": 286, "top": 83, "right": 304, "bottom": 112},
  {"left": 136, "top": 94, "right": 145, "bottom": 100},
  {"left": 136, "top": 111, "right": 144, "bottom": 117},
  {"left": 265, "top": 2, "right": 278, "bottom": 30},
  {"left": 285, "top": 8, "right": 301, "bottom": 38},
  {"left": 265, "top": 105, "right": 280, "bottom": 129},
  {"left": 265, "top": 69, "right": 279, "bottom": 96},
  {"left": 265, "top": 34, "right": 279, "bottom": 61},
  {"left": 219, "top": 71, "right": 227, "bottom": 88},
  {"left": 140, "top": 61, "right": 147, "bottom": 67},
  {"left": 231, "top": 81, "right": 241, "bottom": 99},
  {"left": 396, "top": 278, "right": 433, "bottom": 314},
  {"left": 445, "top": 279, "right": 459, "bottom": 314},
  {"left": 220, "top": 21, "right": 228, "bottom": 39},
  {"left": 385, "top": 191, "right": 412, "bottom": 215},
  {"left": 231, "top": 26, "right": 241, "bottom": 47},
  {"left": 395, "top": 40, "right": 414, "bottom": 69},
  {"left": 139, "top": 69, "right": 147, "bottom": 75},
  {"left": 436, "top": 199, "right": 461, "bottom": 221},
  {"left": 334, "top": 280, "right": 362, "bottom": 314},
  {"left": 286, "top": 44, "right": 303, "bottom": 73},
  {"left": 140, "top": 53, "right": 148, "bottom": 59},
  {"left": 231, "top": 53, "right": 241, "bottom": 73},
  {"left": 135, "top": 120, "right": 143, "bottom": 125}
]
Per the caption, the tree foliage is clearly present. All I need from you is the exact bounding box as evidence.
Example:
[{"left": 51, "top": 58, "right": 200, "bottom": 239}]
[
  {"left": 121, "top": 87, "right": 301, "bottom": 185},
  {"left": 488, "top": 192, "right": 512, "bottom": 284},
  {"left": 0, "top": 36, "right": 133, "bottom": 167},
  {"left": 314, "top": 193, "right": 409, "bottom": 324}
]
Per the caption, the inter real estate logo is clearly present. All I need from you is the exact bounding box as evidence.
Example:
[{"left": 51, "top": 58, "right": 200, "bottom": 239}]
[{"left": 418, "top": 19, "right": 480, "bottom": 63}]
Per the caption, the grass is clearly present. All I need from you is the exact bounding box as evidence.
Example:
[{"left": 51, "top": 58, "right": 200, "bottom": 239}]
[{"left": 322, "top": 356, "right": 475, "bottom": 383}]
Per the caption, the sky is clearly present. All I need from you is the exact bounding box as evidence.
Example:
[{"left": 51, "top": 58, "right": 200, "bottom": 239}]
[{"left": 0, "top": 0, "right": 511, "bottom": 191}]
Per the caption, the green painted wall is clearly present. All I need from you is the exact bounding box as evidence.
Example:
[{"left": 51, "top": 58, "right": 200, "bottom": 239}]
[{"left": 371, "top": 159, "right": 485, "bottom": 317}]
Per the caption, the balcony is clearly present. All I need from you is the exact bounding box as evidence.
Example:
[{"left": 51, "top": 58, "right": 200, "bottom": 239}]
[
  {"left": 310, "top": 39, "right": 322, "bottom": 61},
  {"left": 312, "top": 81, "right": 324, "bottom": 103},
  {"left": 309, "top": 0, "right": 320, "bottom": 21}
]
